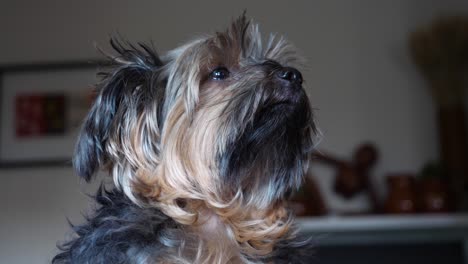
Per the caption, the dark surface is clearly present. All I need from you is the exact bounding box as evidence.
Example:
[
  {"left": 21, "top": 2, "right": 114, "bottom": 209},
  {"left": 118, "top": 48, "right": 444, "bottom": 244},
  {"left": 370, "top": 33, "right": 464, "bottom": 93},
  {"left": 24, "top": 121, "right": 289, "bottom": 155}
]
[{"left": 311, "top": 242, "right": 463, "bottom": 264}]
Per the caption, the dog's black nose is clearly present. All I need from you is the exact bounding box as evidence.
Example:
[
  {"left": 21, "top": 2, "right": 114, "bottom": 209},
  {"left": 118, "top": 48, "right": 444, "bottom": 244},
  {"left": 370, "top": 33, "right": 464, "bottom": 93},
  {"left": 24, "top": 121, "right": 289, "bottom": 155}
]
[{"left": 277, "top": 67, "right": 303, "bottom": 85}]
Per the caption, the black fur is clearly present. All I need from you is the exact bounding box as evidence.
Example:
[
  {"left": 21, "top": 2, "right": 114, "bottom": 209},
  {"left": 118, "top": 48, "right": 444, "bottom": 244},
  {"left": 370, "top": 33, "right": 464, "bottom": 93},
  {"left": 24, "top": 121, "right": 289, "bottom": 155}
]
[
  {"left": 268, "top": 235, "right": 315, "bottom": 264},
  {"left": 53, "top": 186, "right": 180, "bottom": 264},
  {"left": 219, "top": 78, "right": 315, "bottom": 198},
  {"left": 74, "top": 39, "right": 164, "bottom": 181}
]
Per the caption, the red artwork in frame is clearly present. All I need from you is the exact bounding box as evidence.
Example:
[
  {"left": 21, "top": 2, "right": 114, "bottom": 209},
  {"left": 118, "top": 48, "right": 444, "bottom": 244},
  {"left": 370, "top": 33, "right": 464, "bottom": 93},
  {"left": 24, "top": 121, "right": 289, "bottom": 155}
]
[
  {"left": 15, "top": 93, "right": 66, "bottom": 138},
  {"left": 0, "top": 61, "right": 102, "bottom": 167}
]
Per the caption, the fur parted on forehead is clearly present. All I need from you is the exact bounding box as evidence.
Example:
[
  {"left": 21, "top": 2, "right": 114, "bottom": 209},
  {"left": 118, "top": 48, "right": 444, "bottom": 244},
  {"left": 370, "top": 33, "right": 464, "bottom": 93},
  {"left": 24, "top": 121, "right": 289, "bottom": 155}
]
[
  {"left": 70, "top": 14, "right": 315, "bottom": 263},
  {"left": 160, "top": 15, "right": 303, "bottom": 120},
  {"left": 211, "top": 15, "right": 303, "bottom": 66}
]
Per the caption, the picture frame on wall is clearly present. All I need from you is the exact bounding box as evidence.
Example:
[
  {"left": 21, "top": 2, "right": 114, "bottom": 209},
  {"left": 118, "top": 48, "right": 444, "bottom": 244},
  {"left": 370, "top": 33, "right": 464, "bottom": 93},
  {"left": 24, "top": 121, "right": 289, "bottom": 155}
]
[{"left": 0, "top": 61, "right": 103, "bottom": 168}]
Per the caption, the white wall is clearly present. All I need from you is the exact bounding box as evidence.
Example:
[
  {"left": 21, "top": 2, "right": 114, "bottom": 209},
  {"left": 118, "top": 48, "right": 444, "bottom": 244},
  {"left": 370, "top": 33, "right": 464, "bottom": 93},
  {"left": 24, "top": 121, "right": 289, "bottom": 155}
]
[
  {"left": 0, "top": 1, "right": 467, "bottom": 263},
  {"left": 0, "top": 168, "right": 100, "bottom": 263}
]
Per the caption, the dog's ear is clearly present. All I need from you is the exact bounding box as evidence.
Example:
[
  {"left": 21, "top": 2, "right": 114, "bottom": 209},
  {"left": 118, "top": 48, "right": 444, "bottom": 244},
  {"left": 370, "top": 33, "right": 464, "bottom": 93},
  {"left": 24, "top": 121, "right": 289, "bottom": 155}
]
[{"left": 74, "top": 39, "right": 163, "bottom": 181}]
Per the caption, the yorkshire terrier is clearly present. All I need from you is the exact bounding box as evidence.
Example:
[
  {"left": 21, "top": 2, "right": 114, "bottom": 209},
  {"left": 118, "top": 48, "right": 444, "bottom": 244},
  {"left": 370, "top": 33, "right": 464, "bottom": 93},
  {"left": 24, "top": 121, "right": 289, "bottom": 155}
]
[{"left": 53, "top": 14, "right": 316, "bottom": 264}]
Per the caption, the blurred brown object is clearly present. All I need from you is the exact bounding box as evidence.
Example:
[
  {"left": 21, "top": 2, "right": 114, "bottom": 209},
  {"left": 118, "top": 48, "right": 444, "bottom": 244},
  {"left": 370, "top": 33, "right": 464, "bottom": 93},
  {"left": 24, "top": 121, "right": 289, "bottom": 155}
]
[
  {"left": 314, "top": 143, "right": 379, "bottom": 203},
  {"left": 289, "top": 175, "right": 327, "bottom": 216},
  {"left": 437, "top": 105, "right": 467, "bottom": 210},
  {"left": 409, "top": 15, "right": 468, "bottom": 210},
  {"left": 418, "top": 178, "right": 450, "bottom": 213},
  {"left": 417, "top": 162, "right": 451, "bottom": 213},
  {"left": 385, "top": 174, "right": 417, "bottom": 214}
]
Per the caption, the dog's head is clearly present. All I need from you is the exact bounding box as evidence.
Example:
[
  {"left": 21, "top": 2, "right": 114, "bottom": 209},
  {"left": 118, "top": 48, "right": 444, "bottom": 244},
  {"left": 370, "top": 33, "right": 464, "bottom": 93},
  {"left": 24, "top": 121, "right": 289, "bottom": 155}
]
[{"left": 75, "top": 14, "right": 315, "bottom": 252}]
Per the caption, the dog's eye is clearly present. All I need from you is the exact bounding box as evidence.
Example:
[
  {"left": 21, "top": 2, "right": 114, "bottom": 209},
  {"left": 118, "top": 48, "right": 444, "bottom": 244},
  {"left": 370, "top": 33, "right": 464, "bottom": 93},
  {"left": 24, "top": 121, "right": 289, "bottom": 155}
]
[{"left": 209, "top": 67, "right": 230, "bottom": 80}]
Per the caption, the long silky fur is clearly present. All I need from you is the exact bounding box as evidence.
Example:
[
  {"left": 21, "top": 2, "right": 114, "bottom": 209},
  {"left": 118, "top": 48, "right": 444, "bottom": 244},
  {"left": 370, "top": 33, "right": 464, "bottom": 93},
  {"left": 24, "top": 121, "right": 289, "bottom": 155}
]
[
  {"left": 73, "top": 39, "right": 164, "bottom": 182},
  {"left": 55, "top": 14, "right": 316, "bottom": 263}
]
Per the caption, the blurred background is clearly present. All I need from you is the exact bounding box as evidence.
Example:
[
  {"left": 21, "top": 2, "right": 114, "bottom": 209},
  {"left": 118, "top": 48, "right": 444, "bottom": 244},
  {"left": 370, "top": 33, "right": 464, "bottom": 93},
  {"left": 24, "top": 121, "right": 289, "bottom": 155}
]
[{"left": 0, "top": 1, "right": 468, "bottom": 263}]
